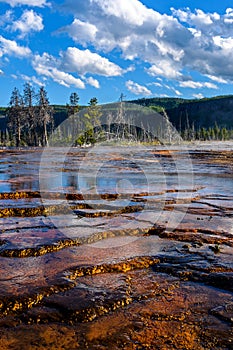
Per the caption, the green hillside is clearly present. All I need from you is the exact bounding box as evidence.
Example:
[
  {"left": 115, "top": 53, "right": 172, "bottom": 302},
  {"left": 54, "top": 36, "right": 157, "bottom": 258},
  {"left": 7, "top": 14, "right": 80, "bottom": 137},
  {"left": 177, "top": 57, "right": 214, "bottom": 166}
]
[
  {"left": 130, "top": 95, "right": 233, "bottom": 130},
  {"left": 1, "top": 95, "right": 233, "bottom": 136}
]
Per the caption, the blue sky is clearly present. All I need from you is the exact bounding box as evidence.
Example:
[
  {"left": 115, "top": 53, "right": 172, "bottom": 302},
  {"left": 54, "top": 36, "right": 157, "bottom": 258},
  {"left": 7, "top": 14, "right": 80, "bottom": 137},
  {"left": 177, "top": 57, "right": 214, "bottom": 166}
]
[{"left": 1, "top": 0, "right": 233, "bottom": 106}]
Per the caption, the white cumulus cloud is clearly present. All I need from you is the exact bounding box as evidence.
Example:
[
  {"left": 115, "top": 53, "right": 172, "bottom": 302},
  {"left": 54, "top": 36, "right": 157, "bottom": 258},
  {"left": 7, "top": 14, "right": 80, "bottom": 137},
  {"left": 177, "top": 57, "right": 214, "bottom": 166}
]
[
  {"left": 0, "top": 0, "right": 49, "bottom": 7},
  {"left": 21, "top": 74, "right": 44, "bottom": 86},
  {"left": 63, "top": 0, "right": 188, "bottom": 63},
  {"left": 90, "top": 0, "right": 156, "bottom": 26},
  {"left": 60, "top": 19, "right": 97, "bottom": 46},
  {"left": 148, "top": 82, "right": 163, "bottom": 87},
  {"left": 0, "top": 10, "right": 13, "bottom": 27},
  {"left": 32, "top": 53, "right": 85, "bottom": 89},
  {"left": 193, "top": 93, "right": 204, "bottom": 99},
  {"left": 171, "top": 88, "right": 182, "bottom": 96},
  {"left": 3, "top": 0, "right": 233, "bottom": 94},
  {"left": 0, "top": 35, "right": 31, "bottom": 57},
  {"left": 171, "top": 8, "right": 219, "bottom": 26},
  {"left": 224, "top": 8, "right": 233, "bottom": 23},
  {"left": 205, "top": 75, "right": 228, "bottom": 84},
  {"left": 60, "top": 47, "right": 123, "bottom": 77},
  {"left": 61, "top": 1, "right": 233, "bottom": 83},
  {"left": 10, "top": 10, "right": 44, "bottom": 38},
  {"left": 85, "top": 76, "right": 100, "bottom": 88},
  {"left": 126, "top": 80, "right": 152, "bottom": 96},
  {"left": 179, "top": 81, "right": 217, "bottom": 89},
  {"left": 147, "top": 61, "right": 183, "bottom": 80}
]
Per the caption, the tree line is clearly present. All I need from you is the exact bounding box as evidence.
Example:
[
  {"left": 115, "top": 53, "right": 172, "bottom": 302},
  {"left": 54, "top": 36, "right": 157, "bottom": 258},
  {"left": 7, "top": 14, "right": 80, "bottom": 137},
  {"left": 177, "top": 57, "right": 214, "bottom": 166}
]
[
  {"left": 4, "top": 86, "right": 103, "bottom": 147},
  {"left": 3, "top": 85, "right": 233, "bottom": 147},
  {"left": 180, "top": 121, "right": 233, "bottom": 141},
  {"left": 6, "top": 84, "right": 53, "bottom": 147}
]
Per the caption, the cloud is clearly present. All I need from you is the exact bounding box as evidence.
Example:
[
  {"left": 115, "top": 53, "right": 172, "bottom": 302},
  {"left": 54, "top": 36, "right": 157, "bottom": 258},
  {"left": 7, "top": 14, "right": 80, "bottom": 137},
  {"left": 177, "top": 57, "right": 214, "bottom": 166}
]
[
  {"left": 60, "top": 47, "right": 123, "bottom": 77},
  {"left": 31, "top": 46, "right": 125, "bottom": 91},
  {"left": 3, "top": 0, "right": 233, "bottom": 96},
  {"left": 126, "top": 80, "right": 152, "bottom": 96},
  {"left": 193, "top": 93, "right": 204, "bottom": 99},
  {"left": 85, "top": 76, "right": 100, "bottom": 88},
  {"left": 63, "top": 0, "right": 189, "bottom": 63},
  {"left": 179, "top": 81, "right": 218, "bottom": 89},
  {"left": 10, "top": 10, "right": 44, "bottom": 38},
  {"left": 171, "top": 8, "right": 219, "bottom": 27},
  {"left": 160, "top": 83, "right": 182, "bottom": 96},
  {"left": 32, "top": 53, "right": 85, "bottom": 89},
  {"left": 224, "top": 8, "right": 233, "bottom": 23},
  {"left": 21, "top": 74, "right": 44, "bottom": 86},
  {"left": 60, "top": 19, "right": 97, "bottom": 46},
  {"left": 205, "top": 75, "right": 228, "bottom": 84},
  {"left": 0, "top": 35, "right": 31, "bottom": 57},
  {"left": 147, "top": 61, "right": 183, "bottom": 80},
  {"left": 174, "top": 89, "right": 182, "bottom": 96},
  {"left": 0, "top": 69, "right": 3, "bottom": 75},
  {"left": 32, "top": 48, "right": 122, "bottom": 90},
  {"left": 0, "top": 0, "right": 49, "bottom": 7},
  {"left": 61, "top": 1, "right": 233, "bottom": 83},
  {"left": 148, "top": 82, "right": 163, "bottom": 87},
  {"left": 0, "top": 10, "right": 13, "bottom": 27},
  {"left": 159, "top": 94, "right": 169, "bottom": 97},
  {"left": 90, "top": 0, "right": 155, "bottom": 26},
  {"left": 12, "top": 73, "right": 44, "bottom": 86}
]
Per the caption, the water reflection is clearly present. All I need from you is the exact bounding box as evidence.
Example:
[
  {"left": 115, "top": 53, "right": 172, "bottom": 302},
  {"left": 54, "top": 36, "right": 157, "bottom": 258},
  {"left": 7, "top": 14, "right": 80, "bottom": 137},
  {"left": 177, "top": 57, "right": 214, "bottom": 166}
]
[
  {"left": 0, "top": 149, "right": 41, "bottom": 192},
  {"left": 0, "top": 144, "right": 232, "bottom": 198}
]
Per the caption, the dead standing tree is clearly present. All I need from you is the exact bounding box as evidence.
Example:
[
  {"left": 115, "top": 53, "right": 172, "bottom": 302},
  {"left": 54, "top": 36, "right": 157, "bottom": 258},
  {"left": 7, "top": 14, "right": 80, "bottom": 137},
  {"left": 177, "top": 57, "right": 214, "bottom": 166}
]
[
  {"left": 37, "top": 86, "right": 54, "bottom": 147},
  {"left": 23, "top": 83, "right": 37, "bottom": 145},
  {"left": 7, "top": 87, "right": 25, "bottom": 147},
  {"left": 66, "top": 92, "right": 79, "bottom": 141},
  {"left": 115, "top": 93, "right": 126, "bottom": 140}
]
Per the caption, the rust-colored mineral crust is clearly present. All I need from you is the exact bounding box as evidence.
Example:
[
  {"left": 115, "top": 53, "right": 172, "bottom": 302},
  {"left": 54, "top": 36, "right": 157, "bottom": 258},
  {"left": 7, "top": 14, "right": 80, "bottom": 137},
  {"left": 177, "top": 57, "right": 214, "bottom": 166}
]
[{"left": 0, "top": 147, "right": 232, "bottom": 349}]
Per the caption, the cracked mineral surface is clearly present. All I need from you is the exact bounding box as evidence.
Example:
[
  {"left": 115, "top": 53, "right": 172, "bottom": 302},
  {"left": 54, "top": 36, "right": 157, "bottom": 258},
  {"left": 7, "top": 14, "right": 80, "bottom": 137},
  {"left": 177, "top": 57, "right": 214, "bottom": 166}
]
[{"left": 0, "top": 144, "right": 232, "bottom": 349}]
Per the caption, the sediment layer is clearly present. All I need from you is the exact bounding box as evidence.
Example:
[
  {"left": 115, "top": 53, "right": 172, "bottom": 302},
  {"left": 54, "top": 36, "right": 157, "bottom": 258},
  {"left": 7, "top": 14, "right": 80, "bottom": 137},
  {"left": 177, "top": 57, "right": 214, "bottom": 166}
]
[{"left": 0, "top": 147, "right": 232, "bottom": 349}]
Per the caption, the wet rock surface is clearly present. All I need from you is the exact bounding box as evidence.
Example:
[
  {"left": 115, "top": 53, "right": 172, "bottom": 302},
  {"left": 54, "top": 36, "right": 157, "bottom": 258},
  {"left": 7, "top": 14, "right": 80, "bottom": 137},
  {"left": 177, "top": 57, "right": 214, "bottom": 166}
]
[{"left": 0, "top": 145, "right": 232, "bottom": 349}]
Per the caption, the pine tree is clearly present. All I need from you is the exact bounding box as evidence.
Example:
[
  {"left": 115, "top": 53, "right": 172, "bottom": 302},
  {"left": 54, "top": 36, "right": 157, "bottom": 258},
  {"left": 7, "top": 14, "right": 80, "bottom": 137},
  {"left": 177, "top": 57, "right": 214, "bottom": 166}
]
[
  {"left": 77, "top": 97, "right": 102, "bottom": 146},
  {"left": 209, "top": 127, "right": 215, "bottom": 140},
  {"left": 214, "top": 123, "right": 220, "bottom": 140},
  {"left": 221, "top": 127, "right": 228, "bottom": 140},
  {"left": 67, "top": 92, "right": 79, "bottom": 116}
]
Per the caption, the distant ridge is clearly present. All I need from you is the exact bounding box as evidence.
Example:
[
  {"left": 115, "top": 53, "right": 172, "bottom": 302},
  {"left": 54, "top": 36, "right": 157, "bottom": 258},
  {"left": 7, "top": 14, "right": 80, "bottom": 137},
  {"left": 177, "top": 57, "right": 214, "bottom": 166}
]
[
  {"left": 1, "top": 94, "right": 233, "bottom": 131},
  {"left": 130, "top": 95, "right": 233, "bottom": 130}
]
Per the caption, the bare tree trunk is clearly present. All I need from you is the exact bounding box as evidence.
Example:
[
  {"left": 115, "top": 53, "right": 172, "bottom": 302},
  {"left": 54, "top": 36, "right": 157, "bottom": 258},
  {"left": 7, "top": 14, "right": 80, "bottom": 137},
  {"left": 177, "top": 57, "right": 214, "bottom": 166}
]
[
  {"left": 16, "top": 118, "right": 21, "bottom": 147},
  {"left": 44, "top": 119, "right": 48, "bottom": 146}
]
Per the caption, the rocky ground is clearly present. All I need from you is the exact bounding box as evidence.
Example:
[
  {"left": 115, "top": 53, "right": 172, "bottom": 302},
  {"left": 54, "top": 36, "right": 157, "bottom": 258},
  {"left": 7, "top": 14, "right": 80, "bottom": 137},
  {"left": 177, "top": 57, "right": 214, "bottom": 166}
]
[{"left": 0, "top": 146, "right": 232, "bottom": 349}]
